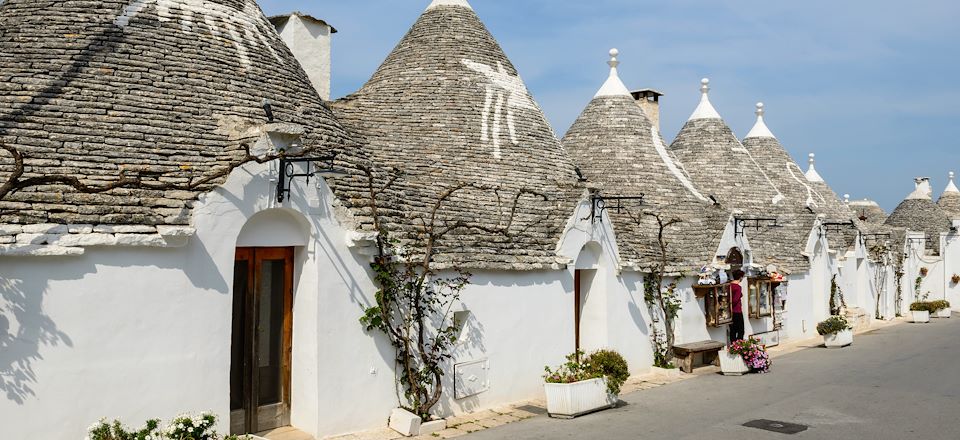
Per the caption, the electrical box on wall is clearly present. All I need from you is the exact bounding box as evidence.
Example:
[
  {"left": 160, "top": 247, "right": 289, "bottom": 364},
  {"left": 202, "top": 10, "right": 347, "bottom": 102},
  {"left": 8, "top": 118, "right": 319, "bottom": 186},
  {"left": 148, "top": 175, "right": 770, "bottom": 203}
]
[{"left": 454, "top": 358, "right": 490, "bottom": 399}]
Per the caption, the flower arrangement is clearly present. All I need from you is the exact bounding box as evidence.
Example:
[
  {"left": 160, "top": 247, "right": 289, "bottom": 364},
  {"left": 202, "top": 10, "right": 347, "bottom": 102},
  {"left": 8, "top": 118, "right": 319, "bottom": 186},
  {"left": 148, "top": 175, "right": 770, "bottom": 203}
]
[
  {"left": 544, "top": 349, "right": 630, "bottom": 395},
  {"left": 920, "top": 267, "right": 929, "bottom": 277},
  {"left": 952, "top": 274, "right": 960, "bottom": 284},
  {"left": 930, "top": 299, "right": 951, "bottom": 311},
  {"left": 816, "top": 315, "right": 852, "bottom": 336},
  {"left": 727, "top": 337, "right": 771, "bottom": 373},
  {"left": 87, "top": 414, "right": 251, "bottom": 440}
]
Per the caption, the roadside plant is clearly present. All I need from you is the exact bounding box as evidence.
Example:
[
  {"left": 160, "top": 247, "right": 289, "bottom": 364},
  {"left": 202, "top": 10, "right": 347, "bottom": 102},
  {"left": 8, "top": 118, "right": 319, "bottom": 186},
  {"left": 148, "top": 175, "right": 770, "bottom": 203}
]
[
  {"left": 87, "top": 418, "right": 161, "bottom": 440},
  {"left": 165, "top": 413, "right": 218, "bottom": 440},
  {"left": 728, "top": 337, "right": 770, "bottom": 373},
  {"left": 86, "top": 414, "right": 248, "bottom": 440},
  {"left": 585, "top": 350, "right": 630, "bottom": 395},
  {"left": 930, "top": 299, "right": 951, "bottom": 311},
  {"left": 829, "top": 275, "right": 847, "bottom": 316},
  {"left": 544, "top": 350, "right": 630, "bottom": 395},
  {"left": 634, "top": 211, "right": 683, "bottom": 368},
  {"left": 816, "top": 315, "right": 852, "bottom": 336},
  {"left": 910, "top": 301, "right": 935, "bottom": 313}
]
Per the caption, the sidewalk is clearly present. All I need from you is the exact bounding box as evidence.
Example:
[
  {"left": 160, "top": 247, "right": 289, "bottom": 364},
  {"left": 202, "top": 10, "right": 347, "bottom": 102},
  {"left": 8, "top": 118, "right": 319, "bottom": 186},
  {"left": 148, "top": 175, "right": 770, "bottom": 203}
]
[{"left": 326, "top": 318, "right": 904, "bottom": 440}]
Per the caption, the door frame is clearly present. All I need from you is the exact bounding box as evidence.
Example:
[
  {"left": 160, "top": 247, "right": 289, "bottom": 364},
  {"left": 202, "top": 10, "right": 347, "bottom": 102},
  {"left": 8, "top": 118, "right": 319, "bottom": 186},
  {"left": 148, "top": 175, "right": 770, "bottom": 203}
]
[{"left": 231, "top": 247, "right": 294, "bottom": 435}]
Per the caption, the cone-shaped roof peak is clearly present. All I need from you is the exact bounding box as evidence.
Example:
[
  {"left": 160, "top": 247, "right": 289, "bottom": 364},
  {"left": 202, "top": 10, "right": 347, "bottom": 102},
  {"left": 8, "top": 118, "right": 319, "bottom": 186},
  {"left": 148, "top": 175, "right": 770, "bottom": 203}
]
[
  {"left": 595, "top": 48, "right": 632, "bottom": 98},
  {"left": 688, "top": 78, "right": 722, "bottom": 120},
  {"left": 944, "top": 172, "right": 960, "bottom": 194},
  {"left": 805, "top": 153, "right": 825, "bottom": 182},
  {"left": 427, "top": 0, "right": 473, "bottom": 10},
  {"left": 744, "top": 102, "right": 776, "bottom": 139}
]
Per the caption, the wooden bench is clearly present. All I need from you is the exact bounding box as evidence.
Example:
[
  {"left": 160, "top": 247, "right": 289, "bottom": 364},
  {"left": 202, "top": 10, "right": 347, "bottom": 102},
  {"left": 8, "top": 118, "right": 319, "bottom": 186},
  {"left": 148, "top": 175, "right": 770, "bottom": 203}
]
[{"left": 673, "top": 340, "right": 725, "bottom": 373}]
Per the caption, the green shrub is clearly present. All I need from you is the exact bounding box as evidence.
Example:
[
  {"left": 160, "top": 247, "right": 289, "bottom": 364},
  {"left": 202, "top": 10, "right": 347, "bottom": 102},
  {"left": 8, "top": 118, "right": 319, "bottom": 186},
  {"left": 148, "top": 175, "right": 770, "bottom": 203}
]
[
  {"left": 910, "top": 301, "right": 935, "bottom": 312},
  {"left": 816, "top": 315, "right": 852, "bottom": 335},
  {"left": 930, "top": 299, "right": 951, "bottom": 311},
  {"left": 87, "top": 414, "right": 251, "bottom": 440},
  {"left": 87, "top": 419, "right": 161, "bottom": 440},
  {"left": 544, "top": 349, "right": 630, "bottom": 395},
  {"left": 585, "top": 350, "right": 629, "bottom": 395}
]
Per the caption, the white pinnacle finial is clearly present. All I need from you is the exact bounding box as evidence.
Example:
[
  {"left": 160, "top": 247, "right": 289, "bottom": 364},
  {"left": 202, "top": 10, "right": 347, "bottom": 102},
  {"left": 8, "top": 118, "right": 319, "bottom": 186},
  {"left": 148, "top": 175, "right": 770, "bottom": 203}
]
[
  {"left": 594, "top": 48, "right": 630, "bottom": 98},
  {"left": 805, "top": 153, "right": 824, "bottom": 182},
  {"left": 745, "top": 101, "right": 775, "bottom": 139},
  {"left": 608, "top": 48, "right": 620, "bottom": 68},
  {"left": 944, "top": 171, "right": 959, "bottom": 193},
  {"left": 688, "top": 77, "right": 721, "bottom": 120},
  {"left": 844, "top": 194, "right": 850, "bottom": 204}
]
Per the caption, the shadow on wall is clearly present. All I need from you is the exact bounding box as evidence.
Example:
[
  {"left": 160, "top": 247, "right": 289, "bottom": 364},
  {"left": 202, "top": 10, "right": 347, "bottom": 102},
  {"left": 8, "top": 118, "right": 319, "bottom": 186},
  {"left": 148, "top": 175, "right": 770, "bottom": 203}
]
[{"left": 0, "top": 275, "right": 72, "bottom": 405}]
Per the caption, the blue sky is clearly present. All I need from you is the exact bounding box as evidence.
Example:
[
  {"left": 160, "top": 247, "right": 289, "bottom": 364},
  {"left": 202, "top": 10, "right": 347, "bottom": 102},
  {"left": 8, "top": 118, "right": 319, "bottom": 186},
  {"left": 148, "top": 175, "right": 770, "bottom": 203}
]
[{"left": 259, "top": 0, "right": 960, "bottom": 211}]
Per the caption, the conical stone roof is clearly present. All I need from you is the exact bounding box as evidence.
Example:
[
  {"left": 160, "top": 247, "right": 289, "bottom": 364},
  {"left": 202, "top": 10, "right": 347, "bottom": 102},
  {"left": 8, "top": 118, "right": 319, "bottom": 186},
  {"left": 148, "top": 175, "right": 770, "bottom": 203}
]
[
  {"left": 796, "top": 153, "right": 860, "bottom": 252},
  {"left": 562, "top": 51, "right": 728, "bottom": 274},
  {"left": 886, "top": 178, "right": 952, "bottom": 254},
  {"left": 849, "top": 199, "right": 887, "bottom": 224},
  {"left": 938, "top": 172, "right": 960, "bottom": 219},
  {"left": 0, "top": 0, "right": 356, "bottom": 226},
  {"left": 332, "top": 1, "right": 581, "bottom": 270},
  {"left": 670, "top": 81, "right": 811, "bottom": 272}
]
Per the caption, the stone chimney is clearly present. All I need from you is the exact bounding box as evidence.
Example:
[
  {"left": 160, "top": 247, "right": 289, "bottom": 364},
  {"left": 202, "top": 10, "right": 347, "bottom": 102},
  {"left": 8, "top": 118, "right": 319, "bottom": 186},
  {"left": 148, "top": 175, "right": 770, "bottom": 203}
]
[
  {"left": 270, "top": 12, "right": 336, "bottom": 100},
  {"left": 908, "top": 177, "right": 933, "bottom": 200},
  {"left": 630, "top": 88, "right": 663, "bottom": 132}
]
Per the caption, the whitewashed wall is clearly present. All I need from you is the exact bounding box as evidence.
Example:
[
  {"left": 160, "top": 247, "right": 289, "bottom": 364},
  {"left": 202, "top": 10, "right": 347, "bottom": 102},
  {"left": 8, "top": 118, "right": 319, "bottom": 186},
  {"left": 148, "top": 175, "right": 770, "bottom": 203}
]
[{"left": 942, "top": 232, "right": 960, "bottom": 311}]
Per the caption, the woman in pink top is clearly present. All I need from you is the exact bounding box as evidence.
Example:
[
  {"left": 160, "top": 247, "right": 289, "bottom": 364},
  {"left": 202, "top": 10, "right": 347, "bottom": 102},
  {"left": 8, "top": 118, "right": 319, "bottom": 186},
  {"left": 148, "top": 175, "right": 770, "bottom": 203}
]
[{"left": 730, "top": 269, "right": 745, "bottom": 342}]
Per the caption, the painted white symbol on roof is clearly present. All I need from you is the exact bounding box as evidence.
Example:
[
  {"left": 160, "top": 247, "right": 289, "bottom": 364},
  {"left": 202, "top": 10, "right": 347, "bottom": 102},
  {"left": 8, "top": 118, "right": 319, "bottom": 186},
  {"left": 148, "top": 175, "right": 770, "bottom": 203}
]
[
  {"left": 787, "top": 162, "right": 825, "bottom": 208},
  {"left": 462, "top": 60, "right": 539, "bottom": 159},
  {"left": 113, "top": 0, "right": 282, "bottom": 68}
]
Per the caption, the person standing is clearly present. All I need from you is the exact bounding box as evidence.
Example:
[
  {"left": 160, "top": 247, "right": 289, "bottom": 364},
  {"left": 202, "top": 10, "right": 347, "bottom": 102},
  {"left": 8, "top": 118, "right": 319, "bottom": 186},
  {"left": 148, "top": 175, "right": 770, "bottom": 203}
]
[{"left": 730, "top": 269, "right": 745, "bottom": 342}]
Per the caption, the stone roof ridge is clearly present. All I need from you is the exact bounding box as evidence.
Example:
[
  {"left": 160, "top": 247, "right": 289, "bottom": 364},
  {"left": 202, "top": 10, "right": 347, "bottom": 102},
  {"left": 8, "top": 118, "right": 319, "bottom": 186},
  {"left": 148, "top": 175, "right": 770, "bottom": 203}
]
[
  {"left": 805, "top": 153, "right": 824, "bottom": 183},
  {"left": 744, "top": 102, "right": 776, "bottom": 139},
  {"left": 428, "top": 0, "right": 473, "bottom": 10},
  {"left": 688, "top": 78, "right": 722, "bottom": 121},
  {"left": 907, "top": 177, "right": 933, "bottom": 200},
  {"left": 849, "top": 198, "right": 881, "bottom": 207},
  {"left": 943, "top": 172, "right": 960, "bottom": 194},
  {"left": 595, "top": 49, "right": 632, "bottom": 98}
]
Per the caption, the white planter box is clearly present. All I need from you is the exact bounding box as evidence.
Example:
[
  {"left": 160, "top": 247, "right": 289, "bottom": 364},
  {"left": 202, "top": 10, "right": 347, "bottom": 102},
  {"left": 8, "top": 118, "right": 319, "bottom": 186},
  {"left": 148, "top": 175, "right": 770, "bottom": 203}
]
[
  {"left": 912, "top": 310, "right": 930, "bottom": 323},
  {"left": 823, "top": 329, "right": 853, "bottom": 348},
  {"left": 719, "top": 348, "right": 750, "bottom": 376},
  {"left": 935, "top": 308, "right": 952, "bottom": 318},
  {"left": 544, "top": 377, "right": 615, "bottom": 418}
]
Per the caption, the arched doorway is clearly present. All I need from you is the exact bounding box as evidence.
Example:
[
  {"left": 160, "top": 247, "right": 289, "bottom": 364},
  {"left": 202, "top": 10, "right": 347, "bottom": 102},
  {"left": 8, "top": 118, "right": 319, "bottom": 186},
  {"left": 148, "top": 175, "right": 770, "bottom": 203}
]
[{"left": 231, "top": 209, "right": 308, "bottom": 435}]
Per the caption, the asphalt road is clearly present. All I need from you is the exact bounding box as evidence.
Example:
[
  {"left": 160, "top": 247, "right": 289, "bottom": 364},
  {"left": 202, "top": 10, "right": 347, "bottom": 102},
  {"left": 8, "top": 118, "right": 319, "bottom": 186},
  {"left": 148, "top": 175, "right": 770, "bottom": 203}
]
[{"left": 467, "top": 316, "right": 960, "bottom": 440}]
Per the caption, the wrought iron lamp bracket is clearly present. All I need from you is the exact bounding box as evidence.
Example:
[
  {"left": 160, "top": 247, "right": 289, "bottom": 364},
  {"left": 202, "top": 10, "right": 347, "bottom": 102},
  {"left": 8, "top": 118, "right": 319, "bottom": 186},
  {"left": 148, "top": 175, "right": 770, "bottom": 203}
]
[
  {"left": 276, "top": 154, "right": 338, "bottom": 203},
  {"left": 734, "top": 216, "right": 779, "bottom": 237},
  {"left": 587, "top": 195, "right": 645, "bottom": 223}
]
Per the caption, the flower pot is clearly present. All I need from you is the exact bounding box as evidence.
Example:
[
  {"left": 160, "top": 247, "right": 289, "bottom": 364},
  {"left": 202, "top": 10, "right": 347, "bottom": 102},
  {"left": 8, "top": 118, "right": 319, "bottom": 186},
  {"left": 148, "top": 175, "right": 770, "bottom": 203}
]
[
  {"left": 911, "top": 310, "right": 930, "bottom": 323},
  {"left": 823, "top": 329, "right": 853, "bottom": 348},
  {"left": 544, "top": 377, "right": 616, "bottom": 418},
  {"left": 719, "top": 348, "right": 750, "bottom": 376},
  {"left": 935, "top": 308, "right": 952, "bottom": 318}
]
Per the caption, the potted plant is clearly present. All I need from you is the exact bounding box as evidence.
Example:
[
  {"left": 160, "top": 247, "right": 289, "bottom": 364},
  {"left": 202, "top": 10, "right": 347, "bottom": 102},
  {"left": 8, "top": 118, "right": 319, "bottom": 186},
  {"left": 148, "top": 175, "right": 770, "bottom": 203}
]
[
  {"left": 543, "top": 350, "right": 628, "bottom": 418},
  {"left": 951, "top": 274, "right": 960, "bottom": 285},
  {"left": 931, "top": 299, "right": 952, "bottom": 318},
  {"left": 816, "top": 315, "right": 853, "bottom": 348},
  {"left": 920, "top": 267, "right": 929, "bottom": 277},
  {"left": 910, "top": 301, "right": 933, "bottom": 323},
  {"left": 721, "top": 337, "right": 770, "bottom": 375}
]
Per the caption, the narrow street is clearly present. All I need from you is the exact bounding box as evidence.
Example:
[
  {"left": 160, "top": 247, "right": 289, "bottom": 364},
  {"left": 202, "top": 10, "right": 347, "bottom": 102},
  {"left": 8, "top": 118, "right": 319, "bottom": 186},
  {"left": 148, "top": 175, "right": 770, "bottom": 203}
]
[{"left": 467, "top": 317, "right": 960, "bottom": 440}]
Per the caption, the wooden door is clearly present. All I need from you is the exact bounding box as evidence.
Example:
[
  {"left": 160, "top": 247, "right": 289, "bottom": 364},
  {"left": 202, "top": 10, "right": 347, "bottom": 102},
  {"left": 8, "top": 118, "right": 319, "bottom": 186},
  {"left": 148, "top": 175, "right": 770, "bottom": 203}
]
[{"left": 231, "top": 247, "right": 294, "bottom": 435}]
